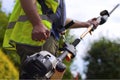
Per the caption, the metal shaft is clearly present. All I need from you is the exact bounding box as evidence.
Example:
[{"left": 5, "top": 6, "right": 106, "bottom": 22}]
[
  {"left": 80, "top": 4, "right": 120, "bottom": 39},
  {"left": 109, "top": 4, "right": 120, "bottom": 15}
]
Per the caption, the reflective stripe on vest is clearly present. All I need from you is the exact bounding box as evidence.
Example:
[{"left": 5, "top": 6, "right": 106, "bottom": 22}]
[{"left": 7, "top": 15, "right": 52, "bottom": 29}]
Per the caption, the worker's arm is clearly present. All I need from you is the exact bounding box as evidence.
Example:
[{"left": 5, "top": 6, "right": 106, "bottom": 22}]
[
  {"left": 20, "top": 0, "right": 50, "bottom": 41},
  {"left": 65, "top": 18, "right": 98, "bottom": 29},
  {"left": 20, "top": 0, "right": 41, "bottom": 26}
]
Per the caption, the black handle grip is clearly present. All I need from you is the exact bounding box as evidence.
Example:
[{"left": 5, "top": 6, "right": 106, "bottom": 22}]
[
  {"left": 64, "top": 20, "right": 75, "bottom": 29},
  {"left": 72, "top": 38, "right": 81, "bottom": 47}
]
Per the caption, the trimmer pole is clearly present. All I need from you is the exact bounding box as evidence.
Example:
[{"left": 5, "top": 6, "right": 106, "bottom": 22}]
[
  {"left": 109, "top": 4, "right": 120, "bottom": 15},
  {"left": 60, "top": 3, "right": 120, "bottom": 61}
]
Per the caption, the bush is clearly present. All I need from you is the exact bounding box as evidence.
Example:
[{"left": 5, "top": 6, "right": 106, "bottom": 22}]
[{"left": 0, "top": 49, "right": 19, "bottom": 79}]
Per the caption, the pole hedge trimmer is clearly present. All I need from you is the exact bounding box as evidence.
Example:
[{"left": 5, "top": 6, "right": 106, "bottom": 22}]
[{"left": 22, "top": 4, "right": 119, "bottom": 79}]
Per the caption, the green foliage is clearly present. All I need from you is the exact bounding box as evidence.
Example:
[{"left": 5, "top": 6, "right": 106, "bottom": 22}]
[
  {"left": 64, "top": 30, "right": 75, "bottom": 43},
  {"left": 0, "top": 49, "right": 19, "bottom": 79},
  {"left": 2, "top": 49, "right": 20, "bottom": 69},
  {"left": 0, "top": 1, "right": 1, "bottom": 9},
  {"left": 62, "top": 60, "right": 73, "bottom": 79},
  {"left": 86, "top": 37, "right": 120, "bottom": 79},
  {"left": 58, "top": 30, "right": 75, "bottom": 49}
]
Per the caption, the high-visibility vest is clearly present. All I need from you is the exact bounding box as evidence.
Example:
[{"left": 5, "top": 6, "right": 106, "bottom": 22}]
[{"left": 3, "top": 0, "right": 59, "bottom": 50}]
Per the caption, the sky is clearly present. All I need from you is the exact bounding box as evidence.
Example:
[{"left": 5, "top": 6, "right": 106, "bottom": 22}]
[
  {"left": 1, "top": 0, "right": 120, "bottom": 79},
  {"left": 65, "top": 0, "right": 120, "bottom": 55},
  {"left": 65, "top": 0, "right": 120, "bottom": 79}
]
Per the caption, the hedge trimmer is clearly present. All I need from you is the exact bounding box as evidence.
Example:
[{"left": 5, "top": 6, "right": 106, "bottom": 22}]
[{"left": 22, "top": 4, "right": 119, "bottom": 79}]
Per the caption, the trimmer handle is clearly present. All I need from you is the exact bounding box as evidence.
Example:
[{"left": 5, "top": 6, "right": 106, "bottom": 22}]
[
  {"left": 97, "top": 4, "right": 119, "bottom": 25},
  {"left": 98, "top": 10, "right": 109, "bottom": 25},
  {"left": 58, "top": 4, "right": 120, "bottom": 62}
]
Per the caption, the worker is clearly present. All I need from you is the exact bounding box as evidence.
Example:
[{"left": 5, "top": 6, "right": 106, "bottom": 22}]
[{"left": 3, "top": 0, "right": 98, "bottom": 79}]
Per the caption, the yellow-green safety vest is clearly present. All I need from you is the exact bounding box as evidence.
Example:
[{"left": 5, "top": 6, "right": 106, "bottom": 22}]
[{"left": 3, "top": 0, "right": 59, "bottom": 50}]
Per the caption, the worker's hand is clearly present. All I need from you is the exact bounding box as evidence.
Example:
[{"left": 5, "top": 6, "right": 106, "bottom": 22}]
[
  {"left": 87, "top": 18, "right": 99, "bottom": 29},
  {"left": 32, "top": 23, "right": 50, "bottom": 41}
]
